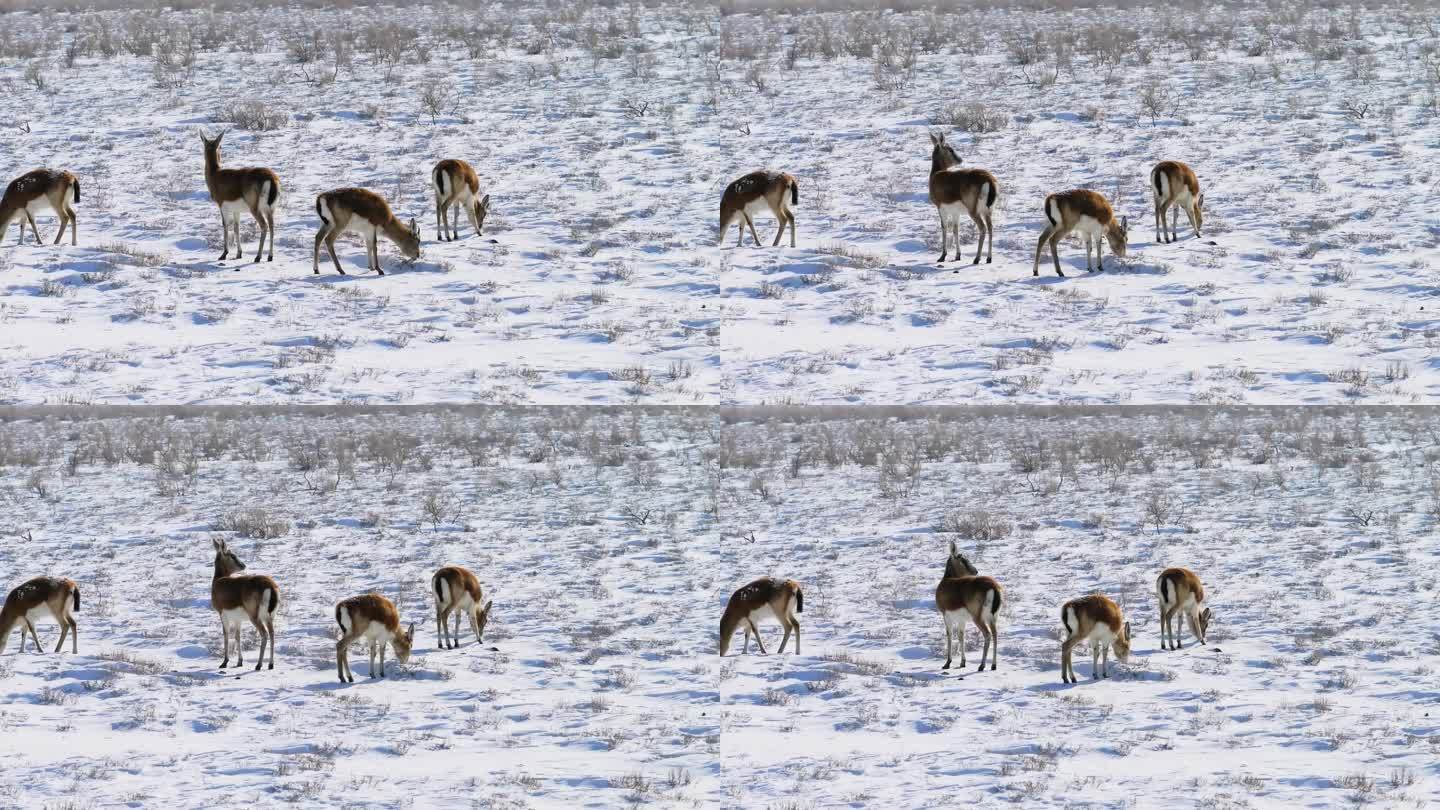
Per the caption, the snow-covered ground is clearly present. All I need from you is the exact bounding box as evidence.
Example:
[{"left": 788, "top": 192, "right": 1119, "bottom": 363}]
[
  {"left": 0, "top": 407, "right": 720, "bottom": 808},
  {"left": 720, "top": 407, "right": 1440, "bottom": 806},
  {"left": 716, "top": 5, "right": 1440, "bottom": 404},
  {"left": 0, "top": 4, "right": 719, "bottom": 405}
]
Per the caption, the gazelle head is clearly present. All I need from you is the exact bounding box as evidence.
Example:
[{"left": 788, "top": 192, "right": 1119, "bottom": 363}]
[
  {"left": 393, "top": 621, "right": 416, "bottom": 664},
  {"left": 475, "top": 600, "right": 494, "bottom": 640},
  {"left": 398, "top": 218, "right": 422, "bottom": 260},
  {"left": 1106, "top": 215, "right": 1129, "bottom": 258},
  {"left": 474, "top": 194, "right": 491, "bottom": 234},
  {"left": 1194, "top": 193, "right": 1205, "bottom": 231},
  {"left": 200, "top": 130, "right": 225, "bottom": 159},
  {"left": 929, "top": 131, "right": 962, "bottom": 173},
  {"left": 1111, "top": 621, "right": 1133, "bottom": 662},
  {"left": 211, "top": 537, "right": 245, "bottom": 576},
  {"left": 944, "top": 539, "right": 978, "bottom": 578},
  {"left": 1197, "top": 606, "right": 1212, "bottom": 640}
]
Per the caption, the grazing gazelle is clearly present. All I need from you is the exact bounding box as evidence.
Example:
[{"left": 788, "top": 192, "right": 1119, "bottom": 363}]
[
  {"left": 1059, "top": 594, "right": 1132, "bottom": 683},
  {"left": 935, "top": 541, "right": 1003, "bottom": 671},
  {"left": 432, "top": 159, "right": 490, "bottom": 241},
  {"left": 0, "top": 577, "right": 79, "bottom": 654},
  {"left": 0, "top": 169, "right": 80, "bottom": 246},
  {"left": 210, "top": 537, "right": 279, "bottom": 671},
  {"left": 313, "top": 188, "right": 421, "bottom": 276},
  {"left": 200, "top": 131, "right": 280, "bottom": 264},
  {"left": 927, "top": 132, "right": 998, "bottom": 265},
  {"left": 1151, "top": 160, "right": 1203, "bottom": 243},
  {"left": 335, "top": 593, "right": 415, "bottom": 682},
  {"left": 432, "top": 565, "right": 493, "bottom": 649},
  {"left": 1032, "top": 190, "right": 1128, "bottom": 277},
  {"left": 718, "top": 577, "right": 803, "bottom": 656},
  {"left": 1156, "top": 567, "right": 1211, "bottom": 650},
  {"left": 718, "top": 170, "right": 798, "bottom": 248}
]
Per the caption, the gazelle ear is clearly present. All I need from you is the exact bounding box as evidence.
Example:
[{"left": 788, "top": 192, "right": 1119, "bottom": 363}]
[
  {"left": 408, "top": 217, "right": 417, "bottom": 233},
  {"left": 1197, "top": 192, "right": 1204, "bottom": 209},
  {"left": 948, "top": 539, "right": 957, "bottom": 556},
  {"left": 1121, "top": 215, "right": 1129, "bottom": 232},
  {"left": 479, "top": 194, "right": 490, "bottom": 209},
  {"left": 211, "top": 537, "right": 225, "bottom": 552},
  {"left": 1124, "top": 621, "right": 1132, "bottom": 637},
  {"left": 482, "top": 600, "right": 493, "bottom": 613},
  {"left": 407, "top": 621, "right": 415, "bottom": 637}
]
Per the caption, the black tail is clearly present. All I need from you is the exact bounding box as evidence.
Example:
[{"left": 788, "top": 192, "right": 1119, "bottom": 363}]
[
  {"left": 434, "top": 167, "right": 445, "bottom": 196},
  {"left": 73, "top": 587, "right": 80, "bottom": 611},
  {"left": 1152, "top": 168, "right": 1163, "bottom": 195},
  {"left": 315, "top": 197, "right": 328, "bottom": 225},
  {"left": 986, "top": 182, "right": 997, "bottom": 209},
  {"left": 268, "top": 588, "right": 279, "bottom": 614},
  {"left": 72, "top": 178, "right": 80, "bottom": 204},
  {"left": 267, "top": 180, "right": 278, "bottom": 207},
  {"left": 434, "top": 575, "right": 445, "bottom": 601},
  {"left": 1159, "top": 575, "right": 1170, "bottom": 603},
  {"left": 1045, "top": 197, "right": 1059, "bottom": 227},
  {"left": 334, "top": 604, "right": 345, "bottom": 632},
  {"left": 1061, "top": 607, "right": 1073, "bottom": 637},
  {"left": 790, "top": 178, "right": 799, "bottom": 206},
  {"left": 795, "top": 588, "right": 804, "bottom": 613},
  {"left": 990, "top": 588, "right": 1001, "bottom": 615}
]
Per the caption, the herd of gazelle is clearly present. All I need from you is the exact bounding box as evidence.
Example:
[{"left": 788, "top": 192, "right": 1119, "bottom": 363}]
[
  {"left": 4, "top": 539, "right": 1207, "bottom": 685},
  {"left": 718, "top": 134, "right": 1205, "bottom": 276},
  {"left": 719, "top": 542, "right": 1212, "bottom": 683},
  {"left": 0, "top": 538, "right": 493, "bottom": 683},
  {"left": 0, "top": 131, "right": 491, "bottom": 275}
]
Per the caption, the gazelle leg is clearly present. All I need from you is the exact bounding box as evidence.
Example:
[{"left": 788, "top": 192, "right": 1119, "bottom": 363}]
[
  {"left": 220, "top": 622, "right": 230, "bottom": 668},
  {"left": 1091, "top": 641, "right": 1101, "bottom": 679},
  {"left": 313, "top": 225, "right": 329, "bottom": 274},
  {"left": 253, "top": 620, "right": 267, "bottom": 672},
  {"left": 1167, "top": 206, "right": 1178, "bottom": 242},
  {"left": 1049, "top": 230, "right": 1065, "bottom": 277},
  {"left": 436, "top": 604, "right": 447, "bottom": 649},
  {"left": 968, "top": 210, "right": 985, "bottom": 265},
  {"left": 743, "top": 214, "right": 761, "bottom": 247},
  {"left": 790, "top": 617, "right": 800, "bottom": 655},
  {"left": 937, "top": 211, "right": 949, "bottom": 263},
  {"left": 378, "top": 642, "right": 386, "bottom": 678},
  {"left": 54, "top": 207, "right": 69, "bottom": 245},
  {"left": 25, "top": 212, "right": 41, "bottom": 244},
  {"left": 325, "top": 233, "right": 344, "bottom": 275},
  {"left": 468, "top": 609, "right": 481, "bottom": 644},
  {"left": 23, "top": 619, "right": 40, "bottom": 653},
  {"left": 369, "top": 233, "right": 382, "bottom": 275},
  {"left": 942, "top": 619, "right": 953, "bottom": 669},
  {"left": 1184, "top": 203, "right": 1200, "bottom": 238},
  {"left": 988, "top": 618, "right": 999, "bottom": 670},
  {"left": 788, "top": 211, "right": 796, "bottom": 248},
  {"left": 250, "top": 207, "right": 266, "bottom": 263},
  {"left": 1096, "top": 231, "right": 1106, "bottom": 271},
  {"left": 746, "top": 618, "right": 767, "bottom": 654},
  {"left": 1102, "top": 643, "right": 1111, "bottom": 678},
  {"left": 69, "top": 618, "right": 78, "bottom": 654},
  {"left": 219, "top": 214, "right": 232, "bottom": 261},
  {"left": 777, "top": 620, "right": 792, "bottom": 653},
  {"left": 55, "top": 618, "right": 69, "bottom": 653},
  {"left": 974, "top": 616, "right": 989, "bottom": 671},
  {"left": 436, "top": 197, "right": 447, "bottom": 242},
  {"left": 1060, "top": 634, "right": 1079, "bottom": 683},
  {"left": 1033, "top": 225, "right": 1054, "bottom": 277},
  {"left": 983, "top": 212, "right": 994, "bottom": 263},
  {"left": 15, "top": 216, "right": 23, "bottom": 244},
  {"left": 234, "top": 624, "right": 244, "bottom": 667}
]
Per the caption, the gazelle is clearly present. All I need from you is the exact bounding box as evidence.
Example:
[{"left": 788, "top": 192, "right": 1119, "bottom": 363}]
[
  {"left": 432, "top": 565, "right": 492, "bottom": 649},
  {"left": 313, "top": 188, "right": 421, "bottom": 276},
  {"left": 718, "top": 170, "right": 798, "bottom": 248},
  {"left": 0, "top": 577, "right": 79, "bottom": 654},
  {"left": 335, "top": 593, "right": 415, "bottom": 682},
  {"left": 718, "top": 577, "right": 803, "bottom": 656},
  {"left": 210, "top": 537, "right": 279, "bottom": 671},
  {"left": 1156, "top": 567, "right": 1211, "bottom": 650},
  {"left": 1032, "top": 190, "right": 1128, "bottom": 277},
  {"left": 200, "top": 131, "right": 280, "bottom": 264},
  {"left": 0, "top": 169, "right": 79, "bottom": 246},
  {"left": 935, "top": 541, "right": 1002, "bottom": 671},
  {"left": 1151, "top": 160, "right": 1203, "bottom": 243},
  {"left": 1059, "top": 594, "right": 1132, "bottom": 683},
  {"left": 432, "top": 159, "right": 490, "bottom": 241},
  {"left": 927, "top": 132, "right": 998, "bottom": 265}
]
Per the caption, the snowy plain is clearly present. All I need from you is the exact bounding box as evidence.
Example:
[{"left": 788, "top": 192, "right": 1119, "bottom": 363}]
[
  {"left": 0, "top": 407, "right": 720, "bottom": 808},
  {"left": 720, "top": 406, "right": 1440, "bottom": 807},
  {"left": 0, "top": 3, "right": 719, "bottom": 405},
  {"left": 715, "top": 4, "right": 1440, "bottom": 405}
]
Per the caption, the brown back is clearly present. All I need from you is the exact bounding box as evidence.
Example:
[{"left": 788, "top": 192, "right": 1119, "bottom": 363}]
[
  {"left": 930, "top": 168, "right": 998, "bottom": 209},
  {"left": 1153, "top": 161, "right": 1199, "bottom": 197},
  {"left": 1159, "top": 567, "right": 1204, "bottom": 604},
  {"left": 1062, "top": 593, "right": 1123, "bottom": 634},
  {"left": 210, "top": 538, "right": 279, "bottom": 616},
  {"left": 2, "top": 576, "right": 77, "bottom": 616},
  {"left": 935, "top": 575, "right": 1002, "bottom": 616},
  {"left": 721, "top": 170, "right": 796, "bottom": 210},
  {"left": 434, "top": 159, "right": 480, "bottom": 195},
  {"left": 1, "top": 169, "right": 75, "bottom": 211},
  {"left": 435, "top": 565, "right": 483, "bottom": 603},
  {"left": 1046, "top": 189, "right": 1116, "bottom": 227},
  {"left": 337, "top": 593, "right": 401, "bottom": 634},
  {"left": 201, "top": 133, "right": 279, "bottom": 206}
]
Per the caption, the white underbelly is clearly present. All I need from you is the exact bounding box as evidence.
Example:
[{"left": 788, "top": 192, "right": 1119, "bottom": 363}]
[
  {"left": 743, "top": 198, "right": 773, "bottom": 215},
  {"left": 361, "top": 623, "right": 392, "bottom": 642},
  {"left": 24, "top": 604, "right": 56, "bottom": 623},
  {"left": 24, "top": 198, "right": 55, "bottom": 214},
  {"left": 220, "top": 606, "right": 248, "bottom": 625}
]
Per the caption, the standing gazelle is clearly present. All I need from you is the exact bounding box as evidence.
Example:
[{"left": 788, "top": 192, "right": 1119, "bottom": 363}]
[
  {"left": 432, "top": 159, "right": 490, "bottom": 241},
  {"left": 927, "top": 133, "right": 998, "bottom": 265},
  {"left": 335, "top": 593, "right": 415, "bottom": 682},
  {"left": 1151, "top": 160, "right": 1203, "bottom": 243},
  {"left": 200, "top": 131, "right": 280, "bottom": 264},
  {"left": 718, "top": 577, "right": 803, "bottom": 656},
  {"left": 0, "top": 169, "right": 79, "bottom": 246},
  {"left": 935, "top": 541, "right": 1002, "bottom": 671},
  {"left": 1156, "top": 567, "right": 1211, "bottom": 650},
  {"left": 313, "top": 188, "right": 421, "bottom": 276},
  {"left": 1032, "top": 190, "right": 1128, "bottom": 278},
  {"left": 210, "top": 537, "right": 280, "bottom": 671},
  {"left": 0, "top": 577, "right": 79, "bottom": 654},
  {"left": 718, "top": 170, "right": 798, "bottom": 248},
  {"left": 432, "top": 565, "right": 493, "bottom": 649},
  {"left": 1059, "top": 594, "right": 1132, "bottom": 683}
]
